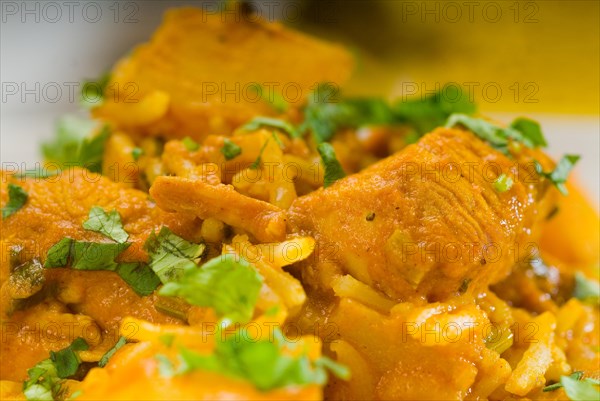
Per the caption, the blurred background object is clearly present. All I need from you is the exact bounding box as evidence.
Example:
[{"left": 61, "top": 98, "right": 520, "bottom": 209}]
[{"left": 1, "top": 0, "right": 598, "bottom": 200}]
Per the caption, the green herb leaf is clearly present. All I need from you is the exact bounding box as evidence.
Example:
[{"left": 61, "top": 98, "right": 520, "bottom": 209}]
[
  {"left": 98, "top": 336, "right": 127, "bottom": 368},
  {"left": 317, "top": 143, "right": 346, "bottom": 188},
  {"left": 536, "top": 155, "right": 580, "bottom": 195},
  {"left": 509, "top": 117, "right": 547, "bottom": 147},
  {"left": 250, "top": 139, "right": 270, "bottom": 170},
  {"left": 494, "top": 174, "right": 514, "bottom": 193},
  {"left": 220, "top": 139, "right": 242, "bottom": 161},
  {"left": 242, "top": 117, "right": 299, "bottom": 138},
  {"left": 23, "top": 338, "right": 88, "bottom": 401},
  {"left": 82, "top": 206, "right": 129, "bottom": 243},
  {"left": 50, "top": 337, "right": 89, "bottom": 378},
  {"left": 393, "top": 85, "right": 476, "bottom": 136},
  {"left": 159, "top": 254, "right": 262, "bottom": 325},
  {"left": 2, "top": 183, "right": 28, "bottom": 219},
  {"left": 45, "top": 238, "right": 128, "bottom": 269},
  {"left": 249, "top": 84, "right": 289, "bottom": 113},
  {"left": 182, "top": 137, "right": 199, "bottom": 152},
  {"left": 302, "top": 84, "right": 395, "bottom": 143},
  {"left": 115, "top": 262, "right": 161, "bottom": 296},
  {"left": 23, "top": 359, "right": 59, "bottom": 401},
  {"left": 81, "top": 72, "right": 110, "bottom": 109},
  {"left": 562, "top": 374, "right": 600, "bottom": 401},
  {"left": 131, "top": 147, "right": 143, "bottom": 161},
  {"left": 170, "top": 327, "right": 349, "bottom": 391},
  {"left": 445, "top": 114, "right": 514, "bottom": 152},
  {"left": 573, "top": 272, "right": 600, "bottom": 304},
  {"left": 42, "top": 117, "right": 110, "bottom": 174},
  {"left": 144, "top": 227, "right": 205, "bottom": 284}
]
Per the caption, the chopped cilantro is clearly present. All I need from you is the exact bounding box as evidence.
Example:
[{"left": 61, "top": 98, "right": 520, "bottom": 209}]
[
  {"left": 50, "top": 337, "right": 89, "bottom": 378},
  {"left": 509, "top": 117, "right": 547, "bottom": 147},
  {"left": 494, "top": 174, "right": 514, "bottom": 193},
  {"left": 45, "top": 208, "right": 161, "bottom": 296},
  {"left": 98, "top": 336, "right": 127, "bottom": 367},
  {"left": 80, "top": 72, "right": 110, "bottom": 109},
  {"left": 250, "top": 139, "right": 270, "bottom": 170},
  {"left": 445, "top": 114, "right": 515, "bottom": 152},
  {"left": 42, "top": 117, "right": 110, "bottom": 174},
  {"left": 317, "top": 143, "right": 346, "bottom": 188},
  {"left": 561, "top": 374, "right": 600, "bottom": 400},
  {"left": 45, "top": 239, "right": 129, "bottom": 271},
  {"left": 159, "top": 254, "right": 262, "bottom": 325},
  {"left": 543, "top": 371, "right": 584, "bottom": 392},
  {"left": 535, "top": 155, "right": 580, "bottom": 195},
  {"left": 23, "top": 338, "right": 89, "bottom": 401},
  {"left": 182, "top": 137, "right": 199, "bottom": 152},
  {"left": 115, "top": 262, "right": 161, "bottom": 296},
  {"left": 2, "top": 183, "right": 28, "bottom": 219},
  {"left": 220, "top": 139, "right": 242, "bottom": 160},
  {"left": 163, "top": 327, "right": 349, "bottom": 391},
  {"left": 144, "top": 227, "right": 205, "bottom": 284},
  {"left": 543, "top": 371, "right": 600, "bottom": 401},
  {"left": 446, "top": 114, "right": 550, "bottom": 152},
  {"left": 131, "top": 147, "right": 143, "bottom": 161},
  {"left": 242, "top": 117, "right": 299, "bottom": 138},
  {"left": 573, "top": 272, "right": 600, "bottom": 304},
  {"left": 82, "top": 206, "right": 129, "bottom": 243},
  {"left": 302, "top": 84, "right": 394, "bottom": 143},
  {"left": 393, "top": 85, "right": 476, "bottom": 136}
]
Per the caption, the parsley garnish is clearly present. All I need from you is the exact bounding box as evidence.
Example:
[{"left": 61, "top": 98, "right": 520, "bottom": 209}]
[
  {"left": 249, "top": 139, "right": 270, "bottom": 170},
  {"left": 45, "top": 238, "right": 129, "bottom": 271},
  {"left": 45, "top": 207, "right": 161, "bottom": 296},
  {"left": 144, "top": 227, "right": 205, "bottom": 284},
  {"left": 2, "top": 183, "right": 28, "bottom": 219},
  {"left": 82, "top": 206, "right": 129, "bottom": 243},
  {"left": 445, "top": 114, "right": 522, "bottom": 153},
  {"left": 182, "top": 137, "right": 199, "bottom": 152},
  {"left": 242, "top": 116, "right": 299, "bottom": 138},
  {"left": 535, "top": 155, "right": 580, "bottom": 195},
  {"left": 573, "top": 272, "right": 600, "bottom": 304},
  {"left": 42, "top": 117, "right": 110, "bottom": 174},
  {"left": 159, "top": 254, "right": 262, "bottom": 325},
  {"left": 23, "top": 338, "right": 88, "bottom": 401},
  {"left": 302, "top": 84, "right": 394, "bottom": 143},
  {"left": 494, "top": 174, "right": 514, "bottom": 193},
  {"left": 543, "top": 371, "right": 600, "bottom": 400},
  {"left": 158, "top": 327, "right": 349, "bottom": 391},
  {"left": 131, "top": 147, "right": 143, "bottom": 161},
  {"left": 98, "top": 336, "right": 127, "bottom": 367},
  {"left": 509, "top": 117, "right": 547, "bottom": 147},
  {"left": 317, "top": 143, "right": 346, "bottom": 188},
  {"left": 80, "top": 72, "right": 110, "bottom": 109},
  {"left": 115, "top": 262, "right": 161, "bottom": 296},
  {"left": 393, "top": 84, "right": 476, "bottom": 135},
  {"left": 220, "top": 139, "right": 242, "bottom": 160}
]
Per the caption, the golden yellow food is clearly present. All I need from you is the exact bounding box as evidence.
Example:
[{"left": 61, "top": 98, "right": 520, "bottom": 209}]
[{"left": 1, "top": 5, "right": 598, "bottom": 401}]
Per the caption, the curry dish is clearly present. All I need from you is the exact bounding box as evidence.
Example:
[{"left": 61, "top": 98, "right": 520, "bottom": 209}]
[{"left": 1, "top": 7, "right": 599, "bottom": 401}]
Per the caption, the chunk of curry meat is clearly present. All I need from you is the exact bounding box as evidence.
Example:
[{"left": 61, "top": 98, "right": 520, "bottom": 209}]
[
  {"left": 93, "top": 7, "right": 353, "bottom": 140},
  {"left": 0, "top": 169, "right": 199, "bottom": 381},
  {"left": 288, "top": 128, "right": 558, "bottom": 302}
]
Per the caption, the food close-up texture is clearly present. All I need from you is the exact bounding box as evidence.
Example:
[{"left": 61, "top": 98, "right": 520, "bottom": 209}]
[{"left": 1, "top": 5, "right": 599, "bottom": 401}]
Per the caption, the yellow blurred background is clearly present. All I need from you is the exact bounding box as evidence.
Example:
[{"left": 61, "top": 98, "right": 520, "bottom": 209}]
[{"left": 296, "top": 0, "right": 599, "bottom": 115}]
